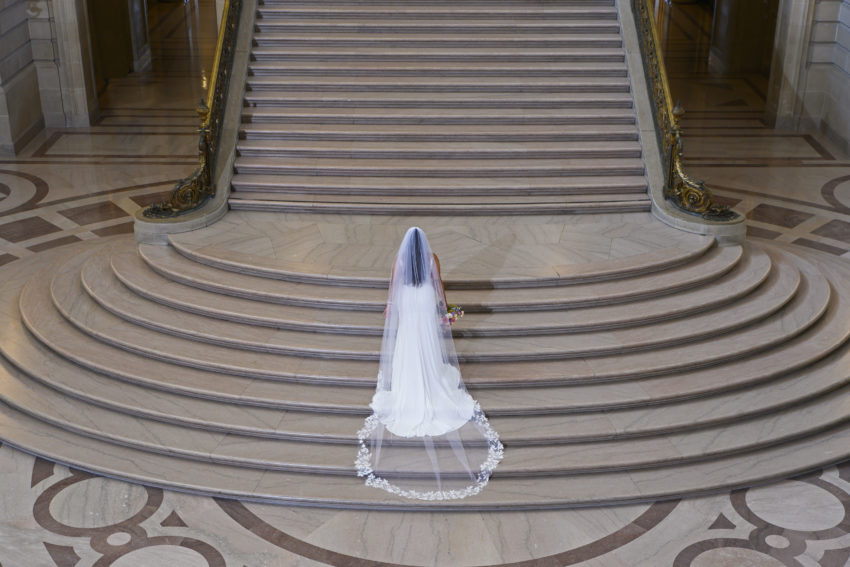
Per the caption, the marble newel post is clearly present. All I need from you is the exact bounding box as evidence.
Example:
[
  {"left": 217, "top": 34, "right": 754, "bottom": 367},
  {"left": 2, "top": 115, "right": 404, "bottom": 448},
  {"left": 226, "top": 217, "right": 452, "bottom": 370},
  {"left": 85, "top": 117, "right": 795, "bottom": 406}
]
[{"left": 0, "top": 0, "right": 45, "bottom": 154}]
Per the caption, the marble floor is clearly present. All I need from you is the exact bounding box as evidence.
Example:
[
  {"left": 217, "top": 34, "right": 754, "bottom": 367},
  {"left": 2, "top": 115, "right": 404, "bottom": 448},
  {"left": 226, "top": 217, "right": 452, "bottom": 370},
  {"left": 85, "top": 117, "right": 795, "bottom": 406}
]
[{"left": 1, "top": 1, "right": 850, "bottom": 566}]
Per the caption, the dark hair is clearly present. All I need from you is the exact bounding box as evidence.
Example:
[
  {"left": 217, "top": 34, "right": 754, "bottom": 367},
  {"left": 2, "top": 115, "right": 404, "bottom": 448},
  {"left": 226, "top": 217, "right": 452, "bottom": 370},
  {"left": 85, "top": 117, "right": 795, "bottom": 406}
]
[{"left": 404, "top": 228, "right": 426, "bottom": 287}]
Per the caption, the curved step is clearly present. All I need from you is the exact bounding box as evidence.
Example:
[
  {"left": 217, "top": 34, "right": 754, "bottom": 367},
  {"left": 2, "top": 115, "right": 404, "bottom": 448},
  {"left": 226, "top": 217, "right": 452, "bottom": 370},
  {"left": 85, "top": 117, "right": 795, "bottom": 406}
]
[
  {"left": 1, "top": 396, "right": 847, "bottom": 511},
  {"left": 8, "top": 279, "right": 850, "bottom": 444},
  {"left": 83, "top": 246, "right": 801, "bottom": 359},
  {"left": 112, "top": 242, "right": 770, "bottom": 336},
  {"left": 163, "top": 225, "right": 716, "bottom": 287},
  {"left": 9, "top": 255, "right": 850, "bottom": 434},
  {"left": 25, "top": 241, "right": 831, "bottom": 380},
  {"left": 2, "top": 354, "right": 849, "bottom": 479}
]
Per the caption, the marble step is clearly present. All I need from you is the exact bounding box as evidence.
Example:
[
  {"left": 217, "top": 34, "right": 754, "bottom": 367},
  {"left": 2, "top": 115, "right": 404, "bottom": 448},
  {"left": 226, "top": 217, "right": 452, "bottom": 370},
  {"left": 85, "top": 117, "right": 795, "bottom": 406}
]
[
  {"left": 238, "top": 124, "right": 639, "bottom": 142},
  {"left": 149, "top": 237, "right": 726, "bottom": 297},
  {"left": 226, "top": 192, "right": 651, "bottom": 205},
  {"left": 78, "top": 245, "right": 805, "bottom": 360},
  {"left": 112, "top": 242, "right": 769, "bottom": 336},
  {"left": 240, "top": 106, "right": 636, "bottom": 125},
  {"left": 11, "top": 275, "right": 850, "bottom": 431},
  {"left": 255, "top": 7, "right": 618, "bottom": 20},
  {"left": 234, "top": 140, "right": 642, "bottom": 160},
  {"left": 244, "top": 76, "right": 633, "bottom": 93},
  {"left": 229, "top": 174, "right": 647, "bottom": 195},
  {"left": 232, "top": 157, "right": 646, "bottom": 178},
  {"left": 250, "top": 48, "right": 624, "bottom": 64},
  {"left": 11, "top": 276, "right": 850, "bottom": 429},
  {"left": 258, "top": 0, "right": 616, "bottom": 7},
  {"left": 252, "top": 22, "right": 623, "bottom": 35},
  {"left": 228, "top": 198, "right": 651, "bottom": 215},
  {"left": 9, "top": 240, "right": 850, "bottom": 414},
  {"left": 30, "top": 245, "right": 831, "bottom": 378},
  {"left": 243, "top": 91, "right": 632, "bottom": 109},
  {"left": 252, "top": 34, "right": 624, "bottom": 49},
  {"left": 247, "top": 61, "right": 629, "bottom": 77},
  {"left": 1, "top": 396, "right": 848, "bottom": 510},
  {"left": 2, "top": 353, "right": 849, "bottom": 479}
]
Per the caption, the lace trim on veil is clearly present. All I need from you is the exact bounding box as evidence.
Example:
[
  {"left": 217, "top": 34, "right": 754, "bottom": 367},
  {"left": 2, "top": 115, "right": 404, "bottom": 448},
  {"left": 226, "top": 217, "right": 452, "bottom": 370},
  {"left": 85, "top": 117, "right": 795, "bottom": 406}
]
[{"left": 355, "top": 403, "right": 504, "bottom": 501}]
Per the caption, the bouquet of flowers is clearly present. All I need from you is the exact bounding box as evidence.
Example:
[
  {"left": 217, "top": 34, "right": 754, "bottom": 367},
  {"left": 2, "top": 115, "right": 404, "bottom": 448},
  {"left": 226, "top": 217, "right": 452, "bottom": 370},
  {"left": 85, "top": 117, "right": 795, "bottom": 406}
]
[{"left": 443, "top": 304, "right": 464, "bottom": 325}]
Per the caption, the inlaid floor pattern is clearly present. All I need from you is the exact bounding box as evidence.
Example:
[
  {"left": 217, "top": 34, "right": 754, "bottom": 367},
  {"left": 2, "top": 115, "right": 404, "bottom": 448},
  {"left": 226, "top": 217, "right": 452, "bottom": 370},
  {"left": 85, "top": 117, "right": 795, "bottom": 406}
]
[
  {"left": 230, "top": 0, "right": 652, "bottom": 214},
  {"left": 1, "top": 211, "right": 850, "bottom": 510}
]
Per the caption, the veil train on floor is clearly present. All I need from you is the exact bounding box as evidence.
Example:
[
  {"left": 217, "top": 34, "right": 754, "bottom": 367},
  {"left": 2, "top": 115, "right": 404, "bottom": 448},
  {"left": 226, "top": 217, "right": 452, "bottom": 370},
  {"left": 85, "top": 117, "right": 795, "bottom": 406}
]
[{"left": 355, "top": 227, "right": 503, "bottom": 501}]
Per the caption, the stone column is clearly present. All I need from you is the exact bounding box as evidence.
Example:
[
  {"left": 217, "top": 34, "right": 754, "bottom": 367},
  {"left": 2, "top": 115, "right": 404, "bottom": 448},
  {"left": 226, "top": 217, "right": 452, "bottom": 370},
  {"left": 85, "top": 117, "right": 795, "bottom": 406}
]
[
  {"left": 0, "top": 0, "right": 45, "bottom": 154},
  {"left": 765, "top": 0, "right": 817, "bottom": 130},
  {"left": 127, "top": 0, "right": 151, "bottom": 72},
  {"left": 51, "top": 0, "right": 99, "bottom": 127}
]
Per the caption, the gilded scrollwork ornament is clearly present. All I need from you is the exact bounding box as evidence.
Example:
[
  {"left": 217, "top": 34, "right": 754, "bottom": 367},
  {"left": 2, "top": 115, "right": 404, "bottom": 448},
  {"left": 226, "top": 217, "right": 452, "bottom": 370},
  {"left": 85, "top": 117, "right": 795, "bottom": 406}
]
[
  {"left": 143, "top": 0, "right": 242, "bottom": 219},
  {"left": 632, "top": 0, "right": 739, "bottom": 222}
]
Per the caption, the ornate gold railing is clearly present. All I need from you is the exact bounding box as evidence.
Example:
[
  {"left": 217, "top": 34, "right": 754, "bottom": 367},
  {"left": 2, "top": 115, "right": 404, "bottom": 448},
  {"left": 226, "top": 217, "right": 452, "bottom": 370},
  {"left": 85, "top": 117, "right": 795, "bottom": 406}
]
[
  {"left": 632, "top": 0, "right": 738, "bottom": 221},
  {"left": 143, "top": 0, "right": 242, "bottom": 218}
]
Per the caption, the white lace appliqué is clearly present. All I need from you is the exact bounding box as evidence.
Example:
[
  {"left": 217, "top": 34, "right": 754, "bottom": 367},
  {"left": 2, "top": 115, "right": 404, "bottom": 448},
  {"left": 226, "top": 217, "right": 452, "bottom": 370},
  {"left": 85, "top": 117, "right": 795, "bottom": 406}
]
[{"left": 354, "top": 403, "right": 504, "bottom": 501}]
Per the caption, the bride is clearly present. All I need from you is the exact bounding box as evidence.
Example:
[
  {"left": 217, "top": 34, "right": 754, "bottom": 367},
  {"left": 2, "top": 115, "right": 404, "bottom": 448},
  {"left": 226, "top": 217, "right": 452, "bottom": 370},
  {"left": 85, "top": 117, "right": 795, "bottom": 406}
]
[{"left": 355, "top": 227, "right": 503, "bottom": 500}]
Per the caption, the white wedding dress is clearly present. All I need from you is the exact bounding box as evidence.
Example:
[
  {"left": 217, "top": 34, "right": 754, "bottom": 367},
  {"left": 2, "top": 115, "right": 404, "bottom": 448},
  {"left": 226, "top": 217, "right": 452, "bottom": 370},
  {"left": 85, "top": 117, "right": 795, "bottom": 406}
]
[
  {"left": 355, "top": 227, "right": 503, "bottom": 501},
  {"left": 370, "top": 282, "right": 475, "bottom": 438}
]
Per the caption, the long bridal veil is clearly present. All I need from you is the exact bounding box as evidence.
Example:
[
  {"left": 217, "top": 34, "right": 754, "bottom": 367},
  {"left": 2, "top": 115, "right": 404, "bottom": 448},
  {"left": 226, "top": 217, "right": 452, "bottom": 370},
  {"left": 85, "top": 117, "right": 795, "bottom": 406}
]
[{"left": 355, "top": 227, "right": 503, "bottom": 500}]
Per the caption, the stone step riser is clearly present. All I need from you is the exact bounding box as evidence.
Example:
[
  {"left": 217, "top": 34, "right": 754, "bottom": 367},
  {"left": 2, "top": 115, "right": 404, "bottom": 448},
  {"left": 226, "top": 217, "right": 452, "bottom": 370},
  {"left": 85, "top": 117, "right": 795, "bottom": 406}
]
[
  {"left": 14, "top": 275, "right": 850, "bottom": 426},
  {"left": 228, "top": 182, "right": 649, "bottom": 196},
  {"left": 258, "top": 0, "right": 616, "bottom": 6},
  {"left": 247, "top": 67, "right": 629, "bottom": 77},
  {"left": 78, "top": 252, "right": 802, "bottom": 363},
  {"left": 238, "top": 131, "right": 641, "bottom": 142},
  {"left": 245, "top": 83, "right": 632, "bottom": 94},
  {"left": 162, "top": 235, "right": 718, "bottom": 289},
  {"left": 227, "top": 200, "right": 652, "bottom": 215},
  {"left": 250, "top": 53, "right": 625, "bottom": 63},
  {"left": 232, "top": 164, "right": 647, "bottom": 178},
  {"left": 256, "top": 12, "right": 619, "bottom": 21},
  {"left": 113, "top": 245, "right": 768, "bottom": 338},
  {"left": 2, "top": 355, "right": 849, "bottom": 481},
  {"left": 241, "top": 113, "right": 637, "bottom": 125},
  {"left": 253, "top": 39, "right": 624, "bottom": 49},
  {"left": 234, "top": 148, "right": 644, "bottom": 160},
  {"left": 253, "top": 24, "right": 622, "bottom": 34},
  {"left": 243, "top": 99, "right": 634, "bottom": 109}
]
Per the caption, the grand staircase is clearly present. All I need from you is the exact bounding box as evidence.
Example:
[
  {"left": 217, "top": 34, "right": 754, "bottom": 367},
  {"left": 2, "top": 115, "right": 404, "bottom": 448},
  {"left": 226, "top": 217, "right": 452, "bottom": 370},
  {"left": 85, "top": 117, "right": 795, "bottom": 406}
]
[
  {"left": 1, "top": 210, "right": 850, "bottom": 510},
  {"left": 229, "top": 0, "right": 651, "bottom": 214},
  {"left": 0, "top": 0, "right": 848, "bottom": 511}
]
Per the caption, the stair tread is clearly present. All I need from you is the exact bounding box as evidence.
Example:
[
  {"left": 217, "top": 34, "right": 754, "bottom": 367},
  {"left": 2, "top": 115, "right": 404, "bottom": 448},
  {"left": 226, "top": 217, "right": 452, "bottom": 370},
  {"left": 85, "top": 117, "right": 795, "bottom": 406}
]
[
  {"left": 229, "top": 174, "right": 648, "bottom": 195},
  {"left": 247, "top": 61, "right": 629, "bottom": 73},
  {"left": 159, "top": 228, "right": 720, "bottom": 290},
  {"left": 1, "top": 397, "right": 847, "bottom": 510},
  {"left": 243, "top": 91, "right": 633, "bottom": 102},
  {"left": 28, "top": 242, "right": 831, "bottom": 378},
  {"left": 113, "top": 240, "right": 770, "bottom": 335},
  {"left": 238, "top": 124, "right": 639, "bottom": 136},
  {"left": 77, "top": 242, "right": 806, "bottom": 359},
  {"left": 3, "top": 354, "right": 849, "bottom": 477},
  {"left": 252, "top": 32, "right": 623, "bottom": 41},
  {"left": 227, "top": 193, "right": 650, "bottom": 204},
  {"left": 241, "top": 106, "right": 636, "bottom": 120}
]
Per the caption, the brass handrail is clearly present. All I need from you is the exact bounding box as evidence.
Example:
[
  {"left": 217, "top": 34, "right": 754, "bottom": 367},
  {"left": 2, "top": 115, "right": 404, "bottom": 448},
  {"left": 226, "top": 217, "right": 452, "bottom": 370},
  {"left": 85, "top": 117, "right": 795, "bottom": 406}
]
[
  {"left": 632, "top": 0, "right": 738, "bottom": 221},
  {"left": 143, "top": 0, "right": 243, "bottom": 218}
]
